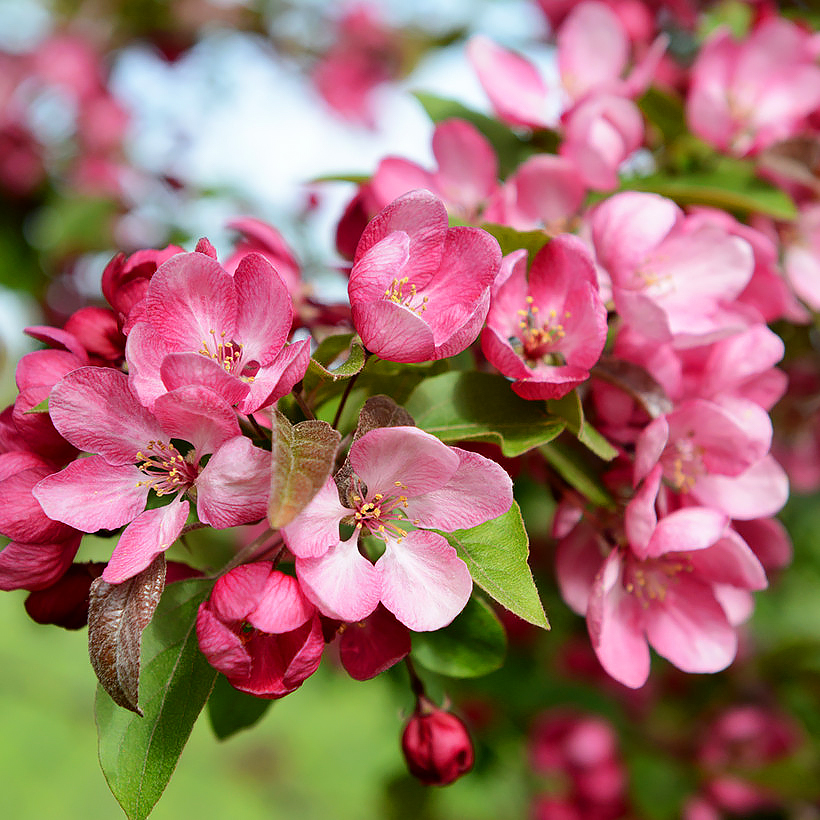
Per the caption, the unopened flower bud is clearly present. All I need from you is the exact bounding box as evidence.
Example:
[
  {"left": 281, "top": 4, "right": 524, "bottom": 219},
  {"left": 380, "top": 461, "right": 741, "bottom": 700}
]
[{"left": 401, "top": 700, "right": 474, "bottom": 786}]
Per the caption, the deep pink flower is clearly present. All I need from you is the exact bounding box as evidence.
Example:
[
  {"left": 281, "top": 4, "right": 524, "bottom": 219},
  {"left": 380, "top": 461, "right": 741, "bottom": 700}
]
[
  {"left": 481, "top": 236, "right": 607, "bottom": 400},
  {"left": 126, "top": 248, "right": 309, "bottom": 414},
  {"left": 33, "top": 368, "right": 271, "bottom": 583},
  {"left": 283, "top": 426, "right": 513, "bottom": 631},
  {"left": 196, "top": 563, "right": 324, "bottom": 698},
  {"left": 348, "top": 190, "right": 501, "bottom": 363},
  {"left": 337, "top": 604, "right": 411, "bottom": 680}
]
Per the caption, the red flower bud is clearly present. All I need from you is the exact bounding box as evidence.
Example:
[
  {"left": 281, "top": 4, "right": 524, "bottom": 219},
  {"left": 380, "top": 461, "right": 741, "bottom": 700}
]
[{"left": 401, "top": 700, "right": 475, "bottom": 786}]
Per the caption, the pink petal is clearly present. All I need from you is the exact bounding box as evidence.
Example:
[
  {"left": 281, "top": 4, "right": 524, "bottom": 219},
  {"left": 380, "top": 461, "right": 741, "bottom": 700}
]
[
  {"left": 587, "top": 549, "right": 650, "bottom": 688},
  {"left": 351, "top": 299, "right": 436, "bottom": 363},
  {"left": 196, "top": 436, "right": 270, "bottom": 529},
  {"left": 152, "top": 385, "right": 239, "bottom": 458},
  {"left": 295, "top": 533, "right": 380, "bottom": 622},
  {"left": 209, "top": 562, "right": 269, "bottom": 622},
  {"left": 159, "top": 352, "right": 251, "bottom": 406},
  {"left": 15, "top": 349, "right": 85, "bottom": 391},
  {"left": 232, "top": 252, "right": 292, "bottom": 364},
  {"left": 624, "top": 463, "right": 661, "bottom": 558},
  {"left": 377, "top": 530, "right": 473, "bottom": 631},
  {"left": 24, "top": 325, "right": 89, "bottom": 362},
  {"left": 467, "top": 35, "right": 552, "bottom": 129},
  {"left": 239, "top": 338, "right": 310, "bottom": 414},
  {"left": 370, "top": 157, "right": 435, "bottom": 208},
  {"left": 196, "top": 604, "right": 251, "bottom": 679},
  {"left": 555, "top": 520, "right": 604, "bottom": 615},
  {"left": 645, "top": 573, "right": 737, "bottom": 674},
  {"left": 102, "top": 499, "right": 189, "bottom": 583},
  {"left": 146, "top": 251, "right": 238, "bottom": 352},
  {"left": 0, "top": 533, "right": 82, "bottom": 592},
  {"left": 688, "top": 529, "right": 767, "bottom": 591},
  {"left": 508, "top": 155, "right": 586, "bottom": 229},
  {"left": 339, "top": 604, "right": 411, "bottom": 680},
  {"left": 50, "top": 367, "right": 164, "bottom": 465},
  {"left": 33, "top": 456, "right": 148, "bottom": 532},
  {"left": 249, "top": 570, "right": 315, "bottom": 634},
  {"left": 0, "top": 464, "right": 70, "bottom": 543},
  {"left": 647, "top": 507, "right": 728, "bottom": 557},
  {"left": 125, "top": 322, "right": 169, "bottom": 408},
  {"left": 350, "top": 426, "right": 459, "bottom": 498},
  {"left": 405, "top": 446, "right": 513, "bottom": 530},
  {"left": 281, "top": 477, "right": 351, "bottom": 559}
]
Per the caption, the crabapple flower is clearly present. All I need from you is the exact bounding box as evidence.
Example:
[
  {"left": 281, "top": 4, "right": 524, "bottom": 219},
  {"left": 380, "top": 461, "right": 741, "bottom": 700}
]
[
  {"left": 482, "top": 236, "right": 607, "bottom": 400},
  {"left": 196, "top": 563, "right": 324, "bottom": 698},
  {"left": 402, "top": 699, "right": 475, "bottom": 786},
  {"left": 556, "top": 466, "right": 768, "bottom": 688},
  {"left": 282, "top": 425, "right": 513, "bottom": 631},
  {"left": 348, "top": 190, "right": 501, "bottom": 363},
  {"left": 33, "top": 368, "right": 271, "bottom": 583},
  {"left": 126, "top": 248, "right": 309, "bottom": 414}
]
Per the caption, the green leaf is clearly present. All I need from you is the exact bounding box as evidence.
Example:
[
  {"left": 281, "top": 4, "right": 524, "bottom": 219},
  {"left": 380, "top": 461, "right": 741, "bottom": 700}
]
[
  {"left": 547, "top": 391, "right": 618, "bottom": 461},
  {"left": 412, "top": 595, "right": 507, "bottom": 678},
  {"left": 412, "top": 91, "right": 538, "bottom": 177},
  {"left": 637, "top": 86, "right": 687, "bottom": 143},
  {"left": 303, "top": 332, "right": 367, "bottom": 393},
  {"left": 405, "top": 371, "right": 565, "bottom": 457},
  {"left": 206, "top": 674, "right": 273, "bottom": 741},
  {"left": 540, "top": 440, "right": 615, "bottom": 510},
  {"left": 479, "top": 223, "right": 550, "bottom": 266},
  {"left": 95, "top": 578, "right": 217, "bottom": 820},
  {"left": 268, "top": 410, "right": 341, "bottom": 528},
  {"left": 624, "top": 165, "right": 797, "bottom": 220},
  {"left": 23, "top": 397, "right": 50, "bottom": 414},
  {"left": 436, "top": 502, "right": 549, "bottom": 629}
]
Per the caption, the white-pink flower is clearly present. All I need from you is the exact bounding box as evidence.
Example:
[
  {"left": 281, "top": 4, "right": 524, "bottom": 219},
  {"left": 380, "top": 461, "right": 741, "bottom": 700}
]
[{"left": 282, "top": 426, "right": 513, "bottom": 632}]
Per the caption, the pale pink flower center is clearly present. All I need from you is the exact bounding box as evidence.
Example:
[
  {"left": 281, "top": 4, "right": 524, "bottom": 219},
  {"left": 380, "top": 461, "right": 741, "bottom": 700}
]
[
  {"left": 198, "top": 329, "right": 257, "bottom": 381},
  {"left": 623, "top": 553, "right": 693, "bottom": 607},
  {"left": 349, "top": 477, "right": 418, "bottom": 542},
  {"left": 663, "top": 436, "right": 704, "bottom": 492},
  {"left": 514, "top": 296, "right": 568, "bottom": 366},
  {"left": 384, "top": 276, "right": 429, "bottom": 316},
  {"left": 135, "top": 440, "right": 199, "bottom": 495}
]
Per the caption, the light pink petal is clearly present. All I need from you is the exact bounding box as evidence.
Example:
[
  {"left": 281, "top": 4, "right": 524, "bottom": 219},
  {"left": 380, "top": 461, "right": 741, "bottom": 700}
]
[
  {"left": 623, "top": 32, "right": 669, "bottom": 97},
  {"left": 295, "top": 533, "right": 380, "bottom": 622},
  {"left": 249, "top": 570, "right": 315, "bottom": 634},
  {"left": 633, "top": 418, "right": 668, "bottom": 487},
  {"left": 0, "top": 464, "right": 69, "bottom": 543},
  {"left": 350, "top": 426, "right": 459, "bottom": 498},
  {"left": 196, "top": 437, "right": 270, "bottom": 529},
  {"left": 558, "top": 1, "right": 628, "bottom": 101},
  {"left": 351, "top": 299, "right": 436, "bottom": 363},
  {"left": 102, "top": 498, "right": 189, "bottom": 583},
  {"left": 688, "top": 529, "right": 767, "bottom": 591},
  {"left": 555, "top": 520, "right": 605, "bottom": 615},
  {"left": 146, "top": 251, "right": 238, "bottom": 352},
  {"left": 125, "top": 321, "right": 169, "bottom": 408},
  {"left": 467, "top": 35, "right": 552, "bottom": 129},
  {"left": 0, "top": 533, "right": 82, "bottom": 592},
  {"left": 712, "top": 585, "right": 755, "bottom": 626},
  {"left": 510, "top": 366, "right": 592, "bottom": 400},
  {"left": 50, "top": 367, "right": 164, "bottom": 464},
  {"left": 238, "top": 338, "right": 310, "bottom": 414},
  {"left": 693, "top": 456, "right": 789, "bottom": 520},
  {"left": 281, "top": 477, "right": 350, "bottom": 559},
  {"left": 587, "top": 549, "right": 650, "bottom": 688},
  {"left": 404, "top": 446, "right": 513, "bottom": 530},
  {"left": 159, "top": 352, "right": 250, "bottom": 407},
  {"left": 732, "top": 517, "right": 792, "bottom": 572},
  {"left": 377, "top": 530, "right": 473, "bottom": 631},
  {"left": 647, "top": 507, "right": 728, "bottom": 557},
  {"left": 625, "top": 463, "right": 661, "bottom": 558},
  {"left": 15, "top": 349, "right": 85, "bottom": 391},
  {"left": 481, "top": 326, "right": 534, "bottom": 381},
  {"left": 645, "top": 574, "right": 737, "bottom": 674},
  {"left": 370, "top": 157, "right": 436, "bottom": 208},
  {"left": 509, "top": 155, "right": 586, "bottom": 229},
  {"left": 152, "top": 385, "right": 240, "bottom": 457},
  {"left": 233, "top": 252, "right": 292, "bottom": 364},
  {"left": 431, "top": 118, "right": 498, "bottom": 210},
  {"left": 432, "top": 288, "right": 492, "bottom": 360},
  {"left": 33, "top": 456, "right": 148, "bottom": 532}
]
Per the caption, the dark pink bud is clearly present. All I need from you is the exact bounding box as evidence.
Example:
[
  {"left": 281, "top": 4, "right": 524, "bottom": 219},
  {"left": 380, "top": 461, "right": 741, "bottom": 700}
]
[
  {"left": 401, "top": 700, "right": 474, "bottom": 786},
  {"left": 24, "top": 562, "right": 104, "bottom": 629}
]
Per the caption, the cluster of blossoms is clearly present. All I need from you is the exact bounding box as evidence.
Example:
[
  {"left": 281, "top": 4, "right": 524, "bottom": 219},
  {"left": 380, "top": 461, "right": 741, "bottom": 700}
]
[{"left": 4, "top": 0, "right": 820, "bottom": 810}]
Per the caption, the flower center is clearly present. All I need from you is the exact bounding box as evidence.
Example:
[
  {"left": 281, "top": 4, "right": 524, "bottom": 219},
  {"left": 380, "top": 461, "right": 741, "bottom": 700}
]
[
  {"left": 663, "top": 435, "right": 703, "bottom": 493},
  {"left": 384, "top": 276, "right": 429, "bottom": 316},
  {"left": 348, "top": 477, "right": 418, "bottom": 542},
  {"left": 199, "top": 329, "right": 256, "bottom": 382},
  {"left": 135, "top": 440, "right": 199, "bottom": 496},
  {"left": 513, "top": 296, "right": 569, "bottom": 367},
  {"left": 623, "top": 553, "right": 692, "bottom": 607}
]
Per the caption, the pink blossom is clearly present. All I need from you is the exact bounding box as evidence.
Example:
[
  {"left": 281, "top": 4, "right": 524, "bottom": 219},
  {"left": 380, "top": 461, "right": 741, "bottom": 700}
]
[
  {"left": 337, "top": 604, "right": 411, "bottom": 680},
  {"left": 33, "top": 368, "right": 271, "bottom": 583},
  {"left": 556, "top": 466, "right": 767, "bottom": 688},
  {"left": 784, "top": 203, "right": 820, "bottom": 312},
  {"left": 348, "top": 190, "right": 501, "bottom": 363},
  {"left": 196, "top": 563, "right": 324, "bottom": 698},
  {"left": 282, "top": 425, "right": 513, "bottom": 631},
  {"left": 482, "top": 236, "right": 607, "bottom": 400},
  {"left": 687, "top": 18, "right": 820, "bottom": 156},
  {"left": 590, "top": 192, "right": 755, "bottom": 345},
  {"left": 402, "top": 700, "right": 474, "bottom": 786},
  {"left": 125, "top": 248, "right": 309, "bottom": 414}
]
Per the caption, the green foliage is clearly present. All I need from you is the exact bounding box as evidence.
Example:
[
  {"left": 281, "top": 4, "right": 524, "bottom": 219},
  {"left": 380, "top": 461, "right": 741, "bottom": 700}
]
[
  {"left": 411, "top": 595, "right": 507, "bottom": 678},
  {"left": 548, "top": 391, "right": 618, "bottom": 461},
  {"left": 206, "top": 674, "right": 273, "bottom": 741},
  {"left": 303, "top": 333, "right": 367, "bottom": 396},
  {"left": 406, "top": 371, "right": 565, "bottom": 457},
  {"left": 436, "top": 502, "right": 549, "bottom": 630},
  {"left": 95, "top": 579, "right": 217, "bottom": 820},
  {"left": 479, "top": 223, "right": 550, "bottom": 267}
]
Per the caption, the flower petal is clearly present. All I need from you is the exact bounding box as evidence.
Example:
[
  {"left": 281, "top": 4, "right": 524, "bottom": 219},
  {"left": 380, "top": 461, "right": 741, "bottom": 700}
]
[{"left": 281, "top": 477, "right": 350, "bottom": 559}]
